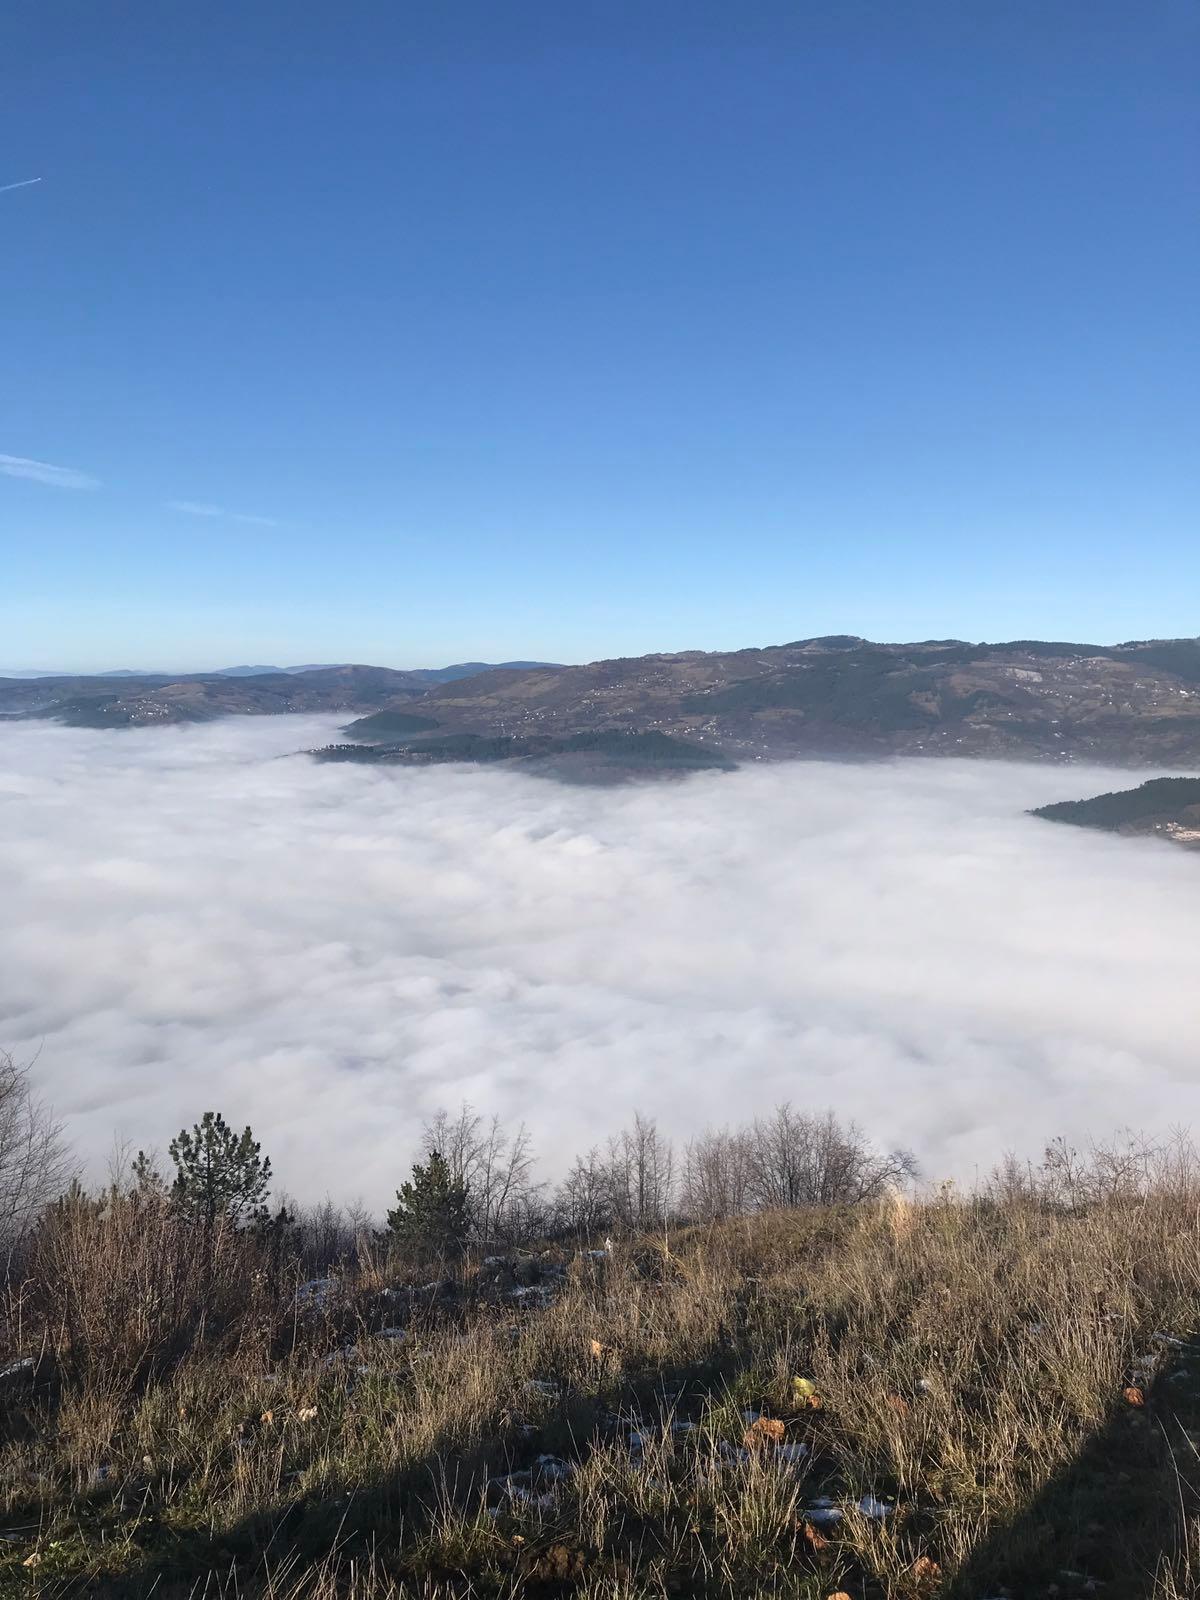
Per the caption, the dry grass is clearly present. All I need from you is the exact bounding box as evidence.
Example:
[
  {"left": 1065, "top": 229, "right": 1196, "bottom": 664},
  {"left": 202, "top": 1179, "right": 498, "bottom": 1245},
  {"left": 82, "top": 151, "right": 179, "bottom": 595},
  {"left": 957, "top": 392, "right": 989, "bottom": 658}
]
[{"left": 1, "top": 1186, "right": 1198, "bottom": 1598}]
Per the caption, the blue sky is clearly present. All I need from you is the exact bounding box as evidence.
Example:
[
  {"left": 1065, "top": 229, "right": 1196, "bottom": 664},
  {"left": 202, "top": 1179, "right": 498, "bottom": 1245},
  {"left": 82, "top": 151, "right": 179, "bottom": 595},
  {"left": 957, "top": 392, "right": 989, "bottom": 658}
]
[{"left": 2, "top": 1, "right": 1196, "bottom": 671}]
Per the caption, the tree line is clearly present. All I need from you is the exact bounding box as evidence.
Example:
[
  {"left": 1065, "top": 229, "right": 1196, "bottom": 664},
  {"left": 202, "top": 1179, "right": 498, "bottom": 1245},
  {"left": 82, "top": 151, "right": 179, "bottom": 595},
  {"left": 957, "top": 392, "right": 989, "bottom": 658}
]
[
  {"left": 2, "top": 1050, "right": 1193, "bottom": 1292},
  {"left": 0, "top": 1052, "right": 917, "bottom": 1266}
]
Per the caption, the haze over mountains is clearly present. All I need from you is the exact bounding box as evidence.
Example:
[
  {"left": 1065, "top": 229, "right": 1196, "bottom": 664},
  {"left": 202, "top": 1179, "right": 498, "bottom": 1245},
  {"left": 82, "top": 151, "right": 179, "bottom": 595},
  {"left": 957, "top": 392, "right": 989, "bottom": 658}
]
[
  {"left": 6, "top": 634, "right": 1200, "bottom": 770},
  {"left": 0, "top": 659, "right": 553, "bottom": 683},
  {"left": 0, "top": 662, "right": 558, "bottom": 728}
]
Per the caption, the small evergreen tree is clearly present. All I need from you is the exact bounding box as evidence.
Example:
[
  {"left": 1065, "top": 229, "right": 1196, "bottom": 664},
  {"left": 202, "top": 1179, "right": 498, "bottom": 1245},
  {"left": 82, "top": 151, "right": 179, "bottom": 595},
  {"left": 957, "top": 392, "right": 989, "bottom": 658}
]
[
  {"left": 163, "top": 1112, "right": 272, "bottom": 1233},
  {"left": 386, "top": 1151, "right": 469, "bottom": 1258},
  {"left": 130, "top": 1149, "right": 166, "bottom": 1197}
]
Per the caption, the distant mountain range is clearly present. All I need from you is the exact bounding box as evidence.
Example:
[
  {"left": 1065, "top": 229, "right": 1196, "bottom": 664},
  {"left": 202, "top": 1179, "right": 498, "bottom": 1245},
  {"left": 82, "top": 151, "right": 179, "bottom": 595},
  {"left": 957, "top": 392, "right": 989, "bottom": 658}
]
[
  {"left": 0, "top": 660, "right": 553, "bottom": 682},
  {"left": 0, "top": 662, "right": 560, "bottom": 728},
  {"left": 5, "top": 635, "right": 1200, "bottom": 771}
]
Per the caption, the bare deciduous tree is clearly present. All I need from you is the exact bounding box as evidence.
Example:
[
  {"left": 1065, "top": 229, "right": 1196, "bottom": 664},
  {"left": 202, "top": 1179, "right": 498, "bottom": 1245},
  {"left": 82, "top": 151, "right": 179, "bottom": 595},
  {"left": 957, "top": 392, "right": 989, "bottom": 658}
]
[
  {"left": 747, "top": 1104, "right": 915, "bottom": 1209},
  {"left": 0, "top": 1052, "right": 72, "bottom": 1260},
  {"left": 604, "top": 1113, "right": 674, "bottom": 1230},
  {"left": 988, "top": 1130, "right": 1184, "bottom": 1212},
  {"left": 680, "top": 1126, "right": 755, "bottom": 1222},
  {"left": 554, "top": 1146, "right": 613, "bottom": 1237},
  {"left": 422, "top": 1103, "right": 540, "bottom": 1243}
]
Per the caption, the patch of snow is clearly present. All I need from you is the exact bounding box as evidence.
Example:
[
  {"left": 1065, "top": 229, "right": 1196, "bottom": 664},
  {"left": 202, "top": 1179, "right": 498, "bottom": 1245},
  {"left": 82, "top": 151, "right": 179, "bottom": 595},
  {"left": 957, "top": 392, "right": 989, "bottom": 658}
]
[
  {"left": 294, "top": 1278, "right": 334, "bottom": 1308},
  {"left": 857, "top": 1494, "right": 892, "bottom": 1519},
  {"left": 491, "top": 1472, "right": 556, "bottom": 1512},
  {"left": 509, "top": 1283, "right": 555, "bottom": 1303}
]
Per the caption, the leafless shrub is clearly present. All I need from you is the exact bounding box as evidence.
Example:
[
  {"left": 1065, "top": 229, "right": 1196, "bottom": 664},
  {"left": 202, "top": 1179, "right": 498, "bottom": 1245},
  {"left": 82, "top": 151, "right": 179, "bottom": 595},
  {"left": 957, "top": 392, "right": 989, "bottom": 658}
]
[
  {"left": 680, "top": 1125, "right": 755, "bottom": 1221},
  {"left": 746, "top": 1104, "right": 916, "bottom": 1208},
  {"left": 422, "top": 1102, "right": 542, "bottom": 1243},
  {"left": 554, "top": 1108, "right": 910, "bottom": 1236},
  {"left": 988, "top": 1128, "right": 1200, "bottom": 1212},
  {"left": 26, "top": 1167, "right": 281, "bottom": 1388},
  {"left": 549, "top": 1114, "right": 675, "bottom": 1239},
  {"left": 0, "top": 1051, "right": 72, "bottom": 1263},
  {"left": 603, "top": 1112, "right": 674, "bottom": 1230},
  {"left": 554, "top": 1144, "right": 614, "bottom": 1237}
]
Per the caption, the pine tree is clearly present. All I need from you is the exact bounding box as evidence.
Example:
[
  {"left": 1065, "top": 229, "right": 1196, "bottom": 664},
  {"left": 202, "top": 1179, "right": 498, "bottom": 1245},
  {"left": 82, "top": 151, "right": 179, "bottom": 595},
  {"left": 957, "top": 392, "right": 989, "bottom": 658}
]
[
  {"left": 386, "top": 1151, "right": 469, "bottom": 1257},
  {"left": 166, "top": 1112, "right": 272, "bottom": 1233}
]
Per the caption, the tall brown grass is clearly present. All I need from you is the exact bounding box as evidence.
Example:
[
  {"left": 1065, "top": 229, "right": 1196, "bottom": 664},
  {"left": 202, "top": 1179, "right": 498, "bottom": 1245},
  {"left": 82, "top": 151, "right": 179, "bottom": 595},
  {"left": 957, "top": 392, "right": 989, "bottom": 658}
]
[{"left": 1, "top": 1154, "right": 1197, "bottom": 1597}]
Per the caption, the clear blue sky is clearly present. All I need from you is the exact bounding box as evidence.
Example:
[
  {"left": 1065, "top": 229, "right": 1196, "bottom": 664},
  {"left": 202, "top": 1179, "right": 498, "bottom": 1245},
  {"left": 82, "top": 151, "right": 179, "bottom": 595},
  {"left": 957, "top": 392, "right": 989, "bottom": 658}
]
[{"left": 2, "top": 0, "right": 1196, "bottom": 671}]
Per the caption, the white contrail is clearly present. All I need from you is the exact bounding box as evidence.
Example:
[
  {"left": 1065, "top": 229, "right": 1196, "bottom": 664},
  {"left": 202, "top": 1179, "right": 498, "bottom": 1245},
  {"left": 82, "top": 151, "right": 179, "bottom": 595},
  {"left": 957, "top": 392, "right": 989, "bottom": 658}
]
[{"left": 0, "top": 178, "right": 42, "bottom": 195}]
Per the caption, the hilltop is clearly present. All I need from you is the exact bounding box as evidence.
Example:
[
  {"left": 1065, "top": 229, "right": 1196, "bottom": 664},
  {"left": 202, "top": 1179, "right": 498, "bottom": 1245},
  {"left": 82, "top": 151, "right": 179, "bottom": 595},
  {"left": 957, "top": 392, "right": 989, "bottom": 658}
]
[
  {"left": 1033, "top": 776, "right": 1200, "bottom": 847},
  {"left": 313, "top": 728, "right": 736, "bottom": 781},
  {"left": 6, "top": 636, "right": 1200, "bottom": 769},
  {"left": 2, "top": 1167, "right": 1197, "bottom": 1599},
  {"left": 417, "top": 636, "right": 1200, "bottom": 767},
  {"left": 0, "top": 663, "right": 554, "bottom": 729}
]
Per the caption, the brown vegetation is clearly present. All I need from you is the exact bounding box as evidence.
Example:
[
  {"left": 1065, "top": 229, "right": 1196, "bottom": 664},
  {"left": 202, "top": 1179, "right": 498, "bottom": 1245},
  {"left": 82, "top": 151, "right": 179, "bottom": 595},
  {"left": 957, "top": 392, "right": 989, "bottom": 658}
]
[{"left": 0, "top": 1131, "right": 1197, "bottom": 1598}]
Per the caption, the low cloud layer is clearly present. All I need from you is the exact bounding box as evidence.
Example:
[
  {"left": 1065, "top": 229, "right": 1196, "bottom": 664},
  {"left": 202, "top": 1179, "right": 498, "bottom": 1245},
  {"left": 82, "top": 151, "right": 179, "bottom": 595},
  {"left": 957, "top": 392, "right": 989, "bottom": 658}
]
[{"left": 0, "top": 716, "right": 1195, "bottom": 1210}]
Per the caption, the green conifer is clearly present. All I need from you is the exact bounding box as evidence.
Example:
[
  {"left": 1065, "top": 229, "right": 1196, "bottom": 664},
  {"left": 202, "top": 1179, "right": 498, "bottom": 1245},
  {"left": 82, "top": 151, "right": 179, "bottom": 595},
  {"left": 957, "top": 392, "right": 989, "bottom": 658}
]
[
  {"left": 386, "top": 1151, "right": 469, "bottom": 1257},
  {"left": 165, "top": 1111, "right": 272, "bottom": 1233}
]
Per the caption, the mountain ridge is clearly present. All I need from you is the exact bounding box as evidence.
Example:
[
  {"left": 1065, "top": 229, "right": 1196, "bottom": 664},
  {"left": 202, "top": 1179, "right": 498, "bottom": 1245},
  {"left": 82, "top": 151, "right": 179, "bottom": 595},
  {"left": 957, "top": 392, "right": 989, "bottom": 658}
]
[{"left": 4, "top": 635, "right": 1200, "bottom": 768}]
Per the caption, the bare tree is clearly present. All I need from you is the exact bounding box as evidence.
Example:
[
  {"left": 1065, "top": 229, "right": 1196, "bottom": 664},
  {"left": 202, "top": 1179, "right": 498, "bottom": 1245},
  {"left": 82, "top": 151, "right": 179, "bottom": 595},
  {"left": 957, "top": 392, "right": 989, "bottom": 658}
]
[
  {"left": 474, "top": 1116, "right": 538, "bottom": 1242},
  {"left": 994, "top": 1131, "right": 1174, "bottom": 1212},
  {"left": 680, "top": 1125, "right": 755, "bottom": 1221},
  {"left": 747, "top": 1105, "right": 915, "bottom": 1209},
  {"left": 605, "top": 1113, "right": 674, "bottom": 1231},
  {"left": 422, "top": 1103, "right": 540, "bottom": 1244},
  {"left": 554, "top": 1146, "right": 613, "bottom": 1237},
  {"left": 0, "top": 1052, "right": 72, "bottom": 1260},
  {"left": 423, "top": 1104, "right": 486, "bottom": 1194}
]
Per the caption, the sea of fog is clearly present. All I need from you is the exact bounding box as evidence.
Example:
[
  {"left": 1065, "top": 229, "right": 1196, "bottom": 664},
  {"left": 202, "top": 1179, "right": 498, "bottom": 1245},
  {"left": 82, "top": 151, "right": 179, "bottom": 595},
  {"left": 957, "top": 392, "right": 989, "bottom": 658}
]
[{"left": 1, "top": 713, "right": 1196, "bottom": 1209}]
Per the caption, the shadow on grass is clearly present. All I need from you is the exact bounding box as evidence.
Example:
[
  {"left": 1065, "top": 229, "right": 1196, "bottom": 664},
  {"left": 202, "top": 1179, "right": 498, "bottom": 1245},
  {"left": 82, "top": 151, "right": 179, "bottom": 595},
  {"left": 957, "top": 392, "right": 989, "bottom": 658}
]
[
  {"left": 946, "top": 1334, "right": 1200, "bottom": 1600},
  {"left": 15, "top": 1302, "right": 1200, "bottom": 1600},
  {"left": 42, "top": 1332, "right": 753, "bottom": 1600}
]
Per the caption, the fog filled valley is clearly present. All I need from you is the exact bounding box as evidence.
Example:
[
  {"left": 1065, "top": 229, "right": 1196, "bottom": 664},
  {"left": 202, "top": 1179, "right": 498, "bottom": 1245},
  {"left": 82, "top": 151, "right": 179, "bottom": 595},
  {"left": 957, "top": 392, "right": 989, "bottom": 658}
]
[
  {"left": 2, "top": 714, "right": 1197, "bottom": 1207},
  {"left": 6, "top": 716, "right": 1200, "bottom": 1598}
]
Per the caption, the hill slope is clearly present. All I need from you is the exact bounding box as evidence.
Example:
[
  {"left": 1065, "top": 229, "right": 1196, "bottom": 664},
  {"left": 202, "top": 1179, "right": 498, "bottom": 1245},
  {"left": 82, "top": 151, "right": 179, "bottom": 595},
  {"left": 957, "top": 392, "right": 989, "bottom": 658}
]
[
  {"left": 418, "top": 635, "right": 1200, "bottom": 766},
  {"left": 2, "top": 1191, "right": 1197, "bottom": 1598},
  {"left": 1032, "top": 776, "right": 1200, "bottom": 846},
  {"left": 7, "top": 636, "right": 1200, "bottom": 768},
  {"left": 0, "top": 666, "right": 437, "bottom": 727}
]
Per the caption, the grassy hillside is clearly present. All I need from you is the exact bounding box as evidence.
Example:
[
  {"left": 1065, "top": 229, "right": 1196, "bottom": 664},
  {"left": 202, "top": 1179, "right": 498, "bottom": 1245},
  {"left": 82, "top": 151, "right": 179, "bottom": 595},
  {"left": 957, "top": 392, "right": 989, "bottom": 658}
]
[{"left": 2, "top": 1166, "right": 1198, "bottom": 1599}]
